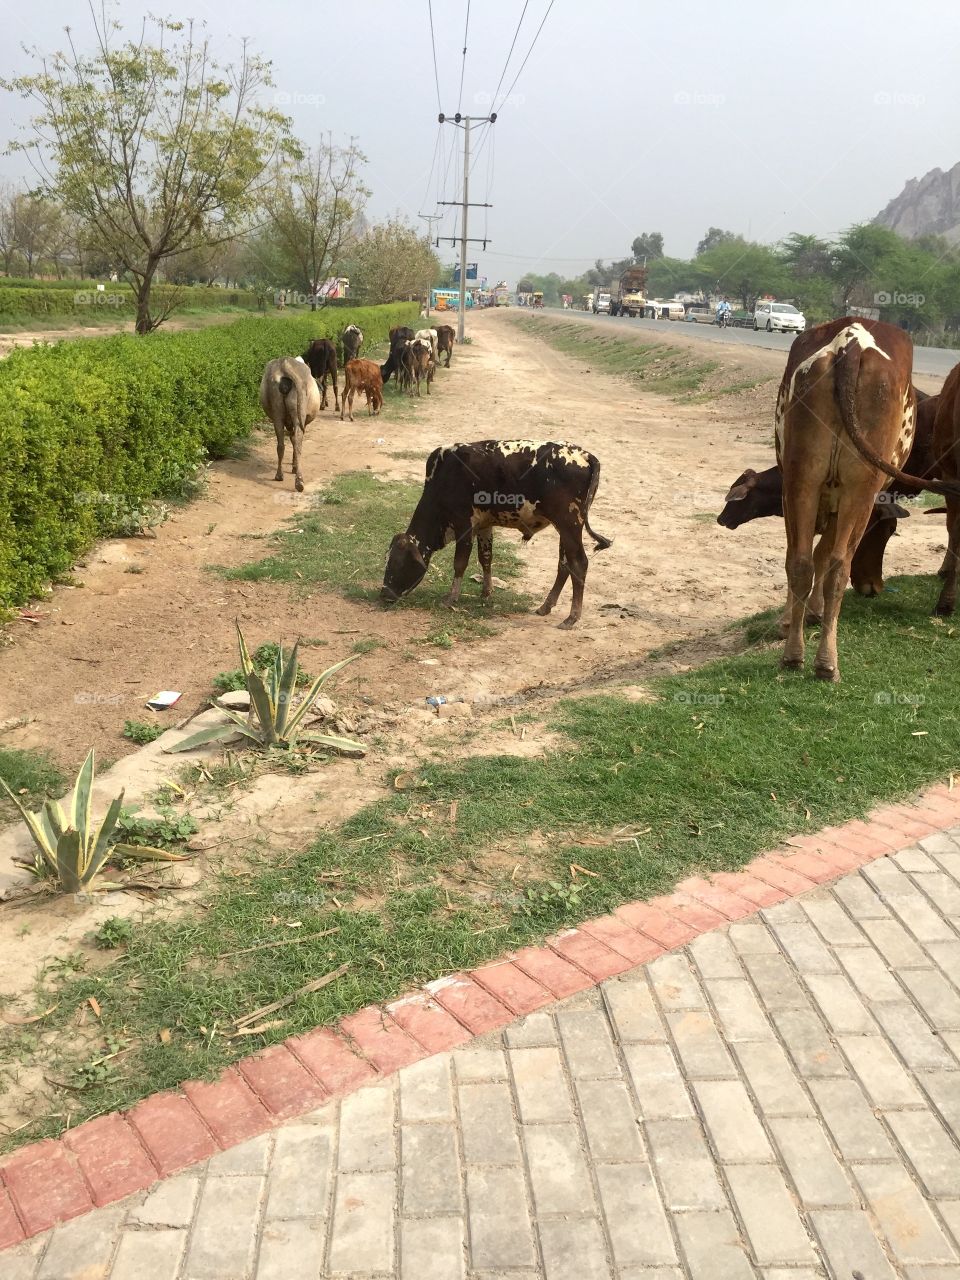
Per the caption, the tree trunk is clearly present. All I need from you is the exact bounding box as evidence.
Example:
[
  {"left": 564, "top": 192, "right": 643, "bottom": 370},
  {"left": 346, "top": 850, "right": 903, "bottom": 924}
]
[{"left": 134, "top": 259, "right": 160, "bottom": 335}]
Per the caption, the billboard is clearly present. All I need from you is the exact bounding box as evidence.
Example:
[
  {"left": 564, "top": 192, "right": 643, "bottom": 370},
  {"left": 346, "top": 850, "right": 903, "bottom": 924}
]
[{"left": 453, "top": 263, "right": 479, "bottom": 283}]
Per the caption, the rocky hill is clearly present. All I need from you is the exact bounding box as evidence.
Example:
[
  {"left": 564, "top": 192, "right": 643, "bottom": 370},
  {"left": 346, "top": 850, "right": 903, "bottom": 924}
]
[{"left": 875, "top": 161, "right": 960, "bottom": 243}]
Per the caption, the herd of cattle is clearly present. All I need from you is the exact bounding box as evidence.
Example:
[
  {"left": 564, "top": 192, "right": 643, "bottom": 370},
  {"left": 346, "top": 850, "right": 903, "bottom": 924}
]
[{"left": 259, "top": 312, "right": 960, "bottom": 680}]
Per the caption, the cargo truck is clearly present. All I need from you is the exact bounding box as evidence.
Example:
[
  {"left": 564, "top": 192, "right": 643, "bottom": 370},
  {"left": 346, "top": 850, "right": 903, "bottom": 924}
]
[{"left": 610, "top": 266, "right": 649, "bottom": 317}]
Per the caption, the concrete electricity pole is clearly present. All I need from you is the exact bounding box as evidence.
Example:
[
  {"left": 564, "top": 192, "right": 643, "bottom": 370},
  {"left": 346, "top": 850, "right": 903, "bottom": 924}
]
[{"left": 436, "top": 111, "right": 495, "bottom": 343}]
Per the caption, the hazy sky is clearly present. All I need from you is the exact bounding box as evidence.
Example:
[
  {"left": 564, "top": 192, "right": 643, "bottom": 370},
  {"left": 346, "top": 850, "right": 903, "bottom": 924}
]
[{"left": 2, "top": 0, "right": 957, "bottom": 286}]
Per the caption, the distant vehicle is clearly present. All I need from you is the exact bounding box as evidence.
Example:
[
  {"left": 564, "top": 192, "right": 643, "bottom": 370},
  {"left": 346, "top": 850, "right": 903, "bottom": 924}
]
[
  {"left": 610, "top": 267, "right": 648, "bottom": 317},
  {"left": 582, "top": 294, "right": 594, "bottom": 311},
  {"left": 753, "top": 301, "right": 806, "bottom": 333},
  {"left": 532, "top": 291, "right": 544, "bottom": 309},
  {"left": 494, "top": 284, "right": 511, "bottom": 307},
  {"left": 593, "top": 291, "right": 611, "bottom": 314},
  {"left": 645, "top": 298, "right": 685, "bottom": 320},
  {"left": 685, "top": 301, "right": 713, "bottom": 323}
]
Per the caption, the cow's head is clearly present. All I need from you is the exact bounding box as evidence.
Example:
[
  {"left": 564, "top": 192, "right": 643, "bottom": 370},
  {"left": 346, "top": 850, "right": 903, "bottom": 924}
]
[
  {"left": 381, "top": 533, "right": 428, "bottom": 602},
  {"left": 716, "top": 466, "right": 783, "bottom": 529},
  {"left": 850, "top": 498, "right": 910, "bottom": 597}
]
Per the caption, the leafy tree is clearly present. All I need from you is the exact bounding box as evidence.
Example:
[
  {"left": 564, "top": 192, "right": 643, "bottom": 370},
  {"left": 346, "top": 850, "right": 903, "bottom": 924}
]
[
  {"left": 695, "top": 237, "right": 788, "bottom": 310},
  {"left": 9, "top": 192, "right": 59, "bottom": 276},
  {"left": 646, "top": 256, "right": 694, "bottom": 298},
  {"left": 348, "top": 218, "right": 440, "bottom": 305},
  {"left": 779, "top": 233, "right": 834, "bottom": 280},
  {"left": 263, "top": 138, "right": 368, "bottom": 307},
  {"left": 4, "top": 12, "right": 291, "bottom": 330},
  {"left": 0, "top": 184, "right": 21, "bottom": 275},
  {"left": 696, "top": 226, "right": 736, "bottom": 257},
  {"left": 631, "top": 231, "right": 664, "bottom": 261},
  {"left": 831, "top": 224, "right": 907, "bottom": 311}
]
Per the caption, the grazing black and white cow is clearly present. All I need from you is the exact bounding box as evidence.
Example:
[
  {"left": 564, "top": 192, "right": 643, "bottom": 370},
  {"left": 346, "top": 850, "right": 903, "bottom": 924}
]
[
  {"left": 341, "top": 324, "right": 363, "bottom": 364},
  {"left": 301, "top": 338, "right": 339, "bottom": 411},
  {"left": 381, "top": 440, "right": 611, "bottom": 627},
  {"left": 380, "top": 327, "right": 416, "bottom": 384}
]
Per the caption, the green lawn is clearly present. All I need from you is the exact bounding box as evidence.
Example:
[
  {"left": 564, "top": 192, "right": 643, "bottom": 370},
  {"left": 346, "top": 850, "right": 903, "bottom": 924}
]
[
  {"left": 4, "top": 572, "right": 959, "bottom": 1150},
  {"left": 0, "top": 748, "right": 64, "bottom": 822}
]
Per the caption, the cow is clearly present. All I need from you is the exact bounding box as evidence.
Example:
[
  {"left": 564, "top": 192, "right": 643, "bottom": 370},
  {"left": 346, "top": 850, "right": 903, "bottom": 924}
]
[
  {"left": 259, "top": 356, "right": 320, "bottom": 493},
  {"left": 301, "top": 337, "right": 339, "bottom": 411},
  {"left": 341, "top": 324, "right": 363, "bottom": 364},
  {"left": 415, "top": 327, "right": 439, "bottom": 364},
  {"left": 341, "top": 358, "right": 384, "bottom": 422},
  {"left": 776, "top": 318, "right": 958, "bottom": 680},
  {"left": 434, "top": 324, "right": 455, "bottom": 368},
  {"left": 718, "top": 390, "right": 940, "bottom": 603},
  {"left": 408, "top": 337, "right": 434, "bottom": 397},
  {"left": 381, "top": 440, "right": 612, "bottom": 628},
  {"left": 380, "top": 327, "right": 416, "bottom": 385}
]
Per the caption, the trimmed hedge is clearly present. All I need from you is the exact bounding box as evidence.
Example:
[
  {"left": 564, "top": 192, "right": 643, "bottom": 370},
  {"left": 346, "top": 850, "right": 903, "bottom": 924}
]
[
  {"left": 0, "top": 282, "right": 260, "bottom": 319},
  {"left": 0, "top": 302, "right": 418, "bottom": 605}
]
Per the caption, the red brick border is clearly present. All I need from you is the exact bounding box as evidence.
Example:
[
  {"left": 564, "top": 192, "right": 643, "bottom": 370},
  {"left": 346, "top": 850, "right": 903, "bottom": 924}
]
[{"left": 3, "top": 781, "right": 960, "bottom": 1248}]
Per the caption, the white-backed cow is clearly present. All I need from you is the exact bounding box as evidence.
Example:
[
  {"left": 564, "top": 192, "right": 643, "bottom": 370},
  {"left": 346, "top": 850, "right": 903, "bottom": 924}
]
[
  {"left": 381, "top": 440, "right": 611, "bottom": 627},
  {"left": 777, "top": 318, "right": 956, "bottom": 680},
  {"left": 341, "top": 324, "right": 363, "bottom": 364},
  {"left": 259, "top": 356, "right": 321, "bottom": 493}
]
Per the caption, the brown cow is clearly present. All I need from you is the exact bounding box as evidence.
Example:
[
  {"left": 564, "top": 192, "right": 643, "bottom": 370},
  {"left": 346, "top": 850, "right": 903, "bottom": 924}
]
[
  {"left": 932, "top": 364, "right": 960, "bottom": 614},
  {"left": 435, "top": 324, "right": 455, "bottom": 368},
  {"left": 778, "top": 318, "right": 918, "bottom": 681},
  {"left": 341, "top": 359, "right": 383, "bottom": 422}
]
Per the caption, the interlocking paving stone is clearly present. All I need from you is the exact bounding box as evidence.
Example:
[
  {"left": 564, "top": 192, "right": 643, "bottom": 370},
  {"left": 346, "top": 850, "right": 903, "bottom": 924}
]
[{"left": 17, "top": 838, "right": 960, "bottom": 1279}]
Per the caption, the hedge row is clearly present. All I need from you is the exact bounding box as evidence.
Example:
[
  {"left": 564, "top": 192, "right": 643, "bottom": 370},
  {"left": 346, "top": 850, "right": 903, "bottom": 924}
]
[
  {"left": 0, "top": 283, "right": 260, "bottom": 318},
  {"left": 0, "top": 302, "right": 418, "bottom": 605}
]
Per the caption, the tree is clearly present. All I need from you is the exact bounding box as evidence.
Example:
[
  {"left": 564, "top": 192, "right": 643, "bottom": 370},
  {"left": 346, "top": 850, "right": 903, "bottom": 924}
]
[
  {"left": 4, "top": 11, "right": 291, "bottom": 331},
  {"left": 263, "top": 138, "right": 368, "bottom": 306},
  {"left": 0, "top": 185, "right": 20, "bottom": 275},
  {"left": 349, "top": 218, "right": 440, "bottom": 305},
  {"left": 11, "top": 192, "right": 59, "bottom": 276},
  {"left": 696, "top": 226, "right": 736, "bottom": 257},
  {"left": 631, "top": 231, "right": 664, "bottom": 261},
  {"left": 832, "top": 223, "right": 909, "bottom": 311},
  {"left": 695, "top": 237, "right": 788, "bottom": 310},
  {"left": 778, "top": 232, "right": 834, "bottom": 280}
]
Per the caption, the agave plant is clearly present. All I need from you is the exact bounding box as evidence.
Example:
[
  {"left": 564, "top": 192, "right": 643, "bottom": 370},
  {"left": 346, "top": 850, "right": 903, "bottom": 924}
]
[
  {"left": 167, "top": 625, "right": 366, "bottom": 756},
  {"left": 0, "top": 749, "right": 186, "bottom": 893}
]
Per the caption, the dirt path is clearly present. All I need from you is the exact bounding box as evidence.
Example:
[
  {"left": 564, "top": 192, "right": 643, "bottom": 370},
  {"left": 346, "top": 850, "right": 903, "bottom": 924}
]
[{"left": 2, "top": 310, "right": 951, "bottom": 773}]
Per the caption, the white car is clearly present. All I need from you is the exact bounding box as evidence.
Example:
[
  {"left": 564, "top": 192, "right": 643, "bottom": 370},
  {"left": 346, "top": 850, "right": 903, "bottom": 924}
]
[{"left": 754, "top": 301, "right": 806, "bottom": 333}]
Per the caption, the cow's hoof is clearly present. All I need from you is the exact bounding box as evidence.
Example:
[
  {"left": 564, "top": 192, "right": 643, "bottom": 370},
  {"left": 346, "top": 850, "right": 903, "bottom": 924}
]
[
  {"left": 814, "top": 664, "right": 840, "bottom": 683},
  {"left": 558, "top": 617, "right": 578, "bottom": 629},
  {"left": 274, "top": 473, "right": 283, "bottom": 482},
  {"left": 780, "top": 657, "right": 804, "bottom": 671},
  {"left": 535, "top": 604, "right": 553, "bottom": 616},
  {"left": 295, "top": 479, "right": 304, "bottom": 493},
  {"left": 935, "top": 600, "right": 955, "bottom": 617}
]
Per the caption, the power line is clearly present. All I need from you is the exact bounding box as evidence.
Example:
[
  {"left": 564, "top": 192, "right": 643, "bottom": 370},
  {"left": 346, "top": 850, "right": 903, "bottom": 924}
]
[
  {"left": 456, "top": 0, "right": 471, "bottom": 116},
  {"left": 490, "top": 0, "right": 530, "bottom": 112},
  {"left": 418, "top": 125, "right": 442, "bottom": 215},
  {"left": 427, "top": 0, "right": 443, "bottom": 114},
  {"left": 494, "top": 0, "right": 556, "bottom": 114}
]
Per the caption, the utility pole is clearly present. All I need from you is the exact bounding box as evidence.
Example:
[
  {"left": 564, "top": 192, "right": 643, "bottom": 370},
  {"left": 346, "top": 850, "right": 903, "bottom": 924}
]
[
  {"left": 437, "top": 110, "right": 495, "bottom": 342},
  {"left": 417, "top": 212, "right": 442, "bottom": 315}
]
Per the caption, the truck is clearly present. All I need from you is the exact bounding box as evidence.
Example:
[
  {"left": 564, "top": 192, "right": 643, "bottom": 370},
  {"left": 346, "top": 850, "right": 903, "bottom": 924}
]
[
  {"left": 592, "top": 290, "right": 611, "bottom": 314},
  {"left": 610, "top": 266, "right": 648, "bottom": 318},
  {"left": 493, "top": 282, "right": 511, "bottom": 307}
]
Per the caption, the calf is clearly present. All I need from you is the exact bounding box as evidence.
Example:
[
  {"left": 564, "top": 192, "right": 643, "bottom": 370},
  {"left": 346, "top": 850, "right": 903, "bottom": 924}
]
[
  {"left": 341, "top": 324, "right": 363, "bottom": 364},
  {"left": 381, "top": 440, "right": 612, "bottom": 627},
  {"left": 301, "top": 338, "right": 339, "bottom": 411},
  {"left": 434, "top": 324, "right": 455, "bottom": 368},
  {"left": 408, "top": 337, "right": 434, "bottom": 396},
  {"left": 259, "top": 356, "right": 320, "bottom": 493},
  {"left": 777, "top": 319, "right": 955, "bottom": 680},
  {"left": 341, "top": 358, "right": 384, "bottom": 422}
]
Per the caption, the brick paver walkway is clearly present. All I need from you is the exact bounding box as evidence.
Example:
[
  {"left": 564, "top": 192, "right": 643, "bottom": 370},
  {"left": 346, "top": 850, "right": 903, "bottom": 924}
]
[{"left": 9, "top": 831, "right": 960, "bottom": 1278}]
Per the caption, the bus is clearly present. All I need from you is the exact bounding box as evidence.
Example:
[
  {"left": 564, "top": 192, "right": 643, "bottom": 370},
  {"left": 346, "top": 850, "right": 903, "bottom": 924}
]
[{"left": 431, "top": 288, "right": 474, "bottom": 310}]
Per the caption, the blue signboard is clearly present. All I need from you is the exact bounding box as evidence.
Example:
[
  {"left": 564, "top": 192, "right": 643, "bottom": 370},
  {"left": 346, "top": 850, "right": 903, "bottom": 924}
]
[{"left": 453, "top": 263, "right": 479, "bottom": 283}]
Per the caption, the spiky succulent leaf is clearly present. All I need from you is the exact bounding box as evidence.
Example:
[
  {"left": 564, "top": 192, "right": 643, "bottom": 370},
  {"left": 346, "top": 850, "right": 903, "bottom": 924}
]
[
  {"left": 275, "top": 640, "right": 301, "bottom": 737},
  {"left": 70, "top": 749, "right": 95, "bottom": 843},
  {"left": 236, "top": 622, "right": 255, "bottom": 678},
  {"left": 90, "top": 791, "right": 126, "bottom": 869},
  {"left": 246, "top": 670, "right": 278, "bottom": 745},
  {"left": 56, "top": 829, "right": 83, "bottom": 895},
  {"left": 164, "top": 723, "right": 239, "bottom": 753},
  {"left": 112, "top": 843, "right": 190, "bottom": 862}
]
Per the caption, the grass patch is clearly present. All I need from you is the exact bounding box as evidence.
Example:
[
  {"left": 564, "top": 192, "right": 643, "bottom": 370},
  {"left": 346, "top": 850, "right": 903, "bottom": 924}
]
[
  {"left": 0, "top": 748, "right": 64, "bottom": 819},
  {"left": 510, "top": 314, "right": 719, "bottom": 398},
  {"left": 7, "top": 572, "right": 960, "bottom": 1148},
  {"left": 216, "top": 471, "right": 533, "bottom": 641}
]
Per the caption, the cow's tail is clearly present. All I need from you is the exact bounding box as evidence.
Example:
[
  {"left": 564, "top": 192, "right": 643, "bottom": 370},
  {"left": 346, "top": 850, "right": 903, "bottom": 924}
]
[
  {"left": 583, "top": 455, "right": 613, "bottom": 551},
  {"left": 833, "top": 341, "right": 960, "bottom": 498},
  {"left": 278, "top": 367, "right": 304, "bottom": 433}
]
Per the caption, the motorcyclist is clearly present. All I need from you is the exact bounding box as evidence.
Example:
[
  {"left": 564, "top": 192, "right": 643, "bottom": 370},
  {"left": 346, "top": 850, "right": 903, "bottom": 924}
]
[{"left": 716, "top": 298, "right": 732, "bottom": 327}]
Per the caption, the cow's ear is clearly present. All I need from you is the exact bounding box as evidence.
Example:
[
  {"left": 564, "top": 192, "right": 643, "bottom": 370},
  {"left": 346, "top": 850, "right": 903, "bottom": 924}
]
[
  {"left": 890, "top": 503, "right": 911, "bottom": 519},
  {"left": 410, "top": 542, "right": 426, "bottom": 567},
  {"left": 724, "top": 482, "right": 751, "bottom": 503}
]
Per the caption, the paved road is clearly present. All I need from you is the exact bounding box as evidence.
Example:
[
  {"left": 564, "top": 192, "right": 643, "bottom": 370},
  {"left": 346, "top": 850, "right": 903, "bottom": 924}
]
[
  {"left": 12, "top": 829, "right": 960, "bottom": 1278},
  {"left": 541, "top": 307, "right": 959, "bottom": 380}
]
